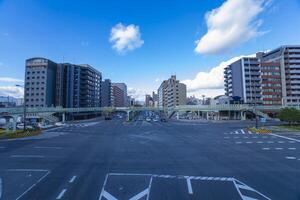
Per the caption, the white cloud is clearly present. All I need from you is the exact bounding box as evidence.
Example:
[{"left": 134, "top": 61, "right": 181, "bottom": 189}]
[
  {"left": 182, "top": 53, "right": 256, "bottom": 98},
  {"left": 128, "top": 87, "right": 147, "bottom": 101},
  {"left": 109, "top": 23, "right": 144, "bottom": 53},
  {"left": 0, "top": 77, "right": 23, "bottom": 83},
  {"left": 195, "top": 0, "right": 268, "bottom": 55},
  {"left": 0, "top": 86, "right": 23, "bottom": 98}
]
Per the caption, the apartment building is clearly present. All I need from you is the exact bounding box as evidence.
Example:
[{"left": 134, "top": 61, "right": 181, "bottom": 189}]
[
  {"left": 224, "top": 57, "right": 262, "bottom": 104},
  {"left": 260, "top": 45, "right": 300, "bottom": 106},
  {"left": 26, "top": 58, "right": 102, "bottom": 108},
  {"left": 158, "top": 75, "right": 187, "bottom": 108},
  {"left": 112, "top": 83, "right": 128, "bottom": 106},
  {"left": 25, "top": 58, "right": 57, "bottom": 107},
  {"left": 112, "top": 85, "right": 125, "bottom": 107}
]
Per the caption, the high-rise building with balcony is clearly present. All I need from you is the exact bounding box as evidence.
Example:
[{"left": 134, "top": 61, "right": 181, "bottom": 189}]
[
  {"left": 158, "top": 75, "right": 187, "bottom": 108},
  {"left": 112, "top": 85, "right": 125, "bottom": 107},
  {"left": 25, "top": 58, "right": 57, "bottom": 107},
  {"left": 26, "top": 58, "right": 102, "bottom": 108},
  {"left": 224, "top": 57, "right": 262, "bottom": 104},
  {"left": 260, "top": 45, "right": 300, "bottom": 106}
]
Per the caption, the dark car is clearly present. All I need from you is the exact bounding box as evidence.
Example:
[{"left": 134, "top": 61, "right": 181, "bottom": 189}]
[{"left": 161, "top": 118, "right": 167, "bottom": 122}]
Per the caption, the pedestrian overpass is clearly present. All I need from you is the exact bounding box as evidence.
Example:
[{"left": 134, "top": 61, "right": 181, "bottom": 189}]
[{"left": 0, "top": 104, "right": 292, "bottom": 122}]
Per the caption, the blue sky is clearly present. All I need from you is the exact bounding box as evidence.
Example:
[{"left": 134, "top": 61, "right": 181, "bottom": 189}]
[{"left": 1, "top": 0, "right": 300, "bottom": 100}]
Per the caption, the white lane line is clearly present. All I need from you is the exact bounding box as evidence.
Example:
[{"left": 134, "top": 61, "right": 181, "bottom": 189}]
[
  {"left": 286, "top": 156, "right": 296, "bottom": 160},
  {"left": 10, "top": 155, "right": 45, "bottom": 158},
  {"left": 146, "top": 177, "right": 153, "bottom": 200},
  {"left": 16, "top": 171, "right": 50, "bottom": 200},
  {"left": 129, "top": 188, "right": 149, "bottom": 200},
  {"left": 262, "top": 148, "right": 270, "bottom": 150},
  {"left": 0, "top": 178, "right": 2, "bottom": 199},
  {"left": 244, "top": 136, "right": 249, "bottom": 139},
  {"left": 288, "top": 148, "right": 296, "bottom": 150},
  {"left": 246, "top": 141, "right": 252, "bottom": 144},
  {"left": 275, "top": 148, "right": 283, "bottom": 150},
  {"left": 186, "top": 177, "right": 193, "bottom": 195},
  {"left": 289, "top": 141, "right": 296, "bottom": 143},
  {"left": 267, "top": 141, "right": 274, "bottom": 144},
  {"left": 56, "top": 189, "right": 67, "bottom": 199},
  {"left": 34, "top": 146, "right": 62, "bottom": 149},
  {"left": 98, "top": 174, "right": 109, "bottom": 200},
  {"left": 6, "top": 169, "right": 48, "bottom": 172},
  {"left": 102, "top": 191, "right": 118, "bottom": 200},
  {"left": 69, "top": 175, "right": 77, "bottom": 183},
  {"left": 224, "top": 136, "right": 230, "bottom": 139},
  {"left": 270, "top": 133, "right": 300, "bottom": 142},
  {"left": 257, "top": 141, "right": 263, "bottom": 144},
  {"left": 278, "top": 141, "right": 285, "bottom": 143}
]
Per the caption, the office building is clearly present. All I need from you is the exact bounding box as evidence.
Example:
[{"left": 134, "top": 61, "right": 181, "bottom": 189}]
[
  {"left": 224, "top": 57, "right": 262, "bottom": 104},
  {"left": 158, "top": 75, "right": 187, "bottom": 108},
  {"left": 25, "top": 58, "right": 57, "bottom": 107},
  {"left": 145, "top": 94, "right": 153, "bottom": 107},
  {"left": 101, "top": 79, "right": 112, "bottom": 107}
]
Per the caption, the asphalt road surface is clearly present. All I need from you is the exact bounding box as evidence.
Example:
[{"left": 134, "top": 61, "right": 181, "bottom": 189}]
[{"left": 0, "top": 117, "right": 299, "bottom": 200}]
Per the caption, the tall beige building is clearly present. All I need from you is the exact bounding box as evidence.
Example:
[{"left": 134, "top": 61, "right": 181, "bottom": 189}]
[{"left": 158, "top": 75, "right": 187, "bottom": 108}]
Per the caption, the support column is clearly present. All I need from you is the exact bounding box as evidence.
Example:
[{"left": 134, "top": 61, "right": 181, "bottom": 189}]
[
  {"left": 62, "top": 113, "right": 65, "bottom": 123},
  {"left": 12, "top": 115, "right": 17, "bottom": 132},
  {"left": 127, "top": 111, "right": 130, "bottom": 121},
  {"left": 240, "top": 111, "right": 246, "bottom": 120}
]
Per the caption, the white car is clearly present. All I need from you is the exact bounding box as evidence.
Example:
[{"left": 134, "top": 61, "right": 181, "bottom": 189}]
[
  {"left": 55, "top": 122, "right": 65, "bottom": 126},
  {"left": 146, "top": 117, "right": 151, "bottom": 122}
]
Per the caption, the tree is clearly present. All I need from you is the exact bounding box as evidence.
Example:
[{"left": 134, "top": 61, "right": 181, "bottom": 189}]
[{"left": 278, "top": 108, "right": 300, "bottom": 125}]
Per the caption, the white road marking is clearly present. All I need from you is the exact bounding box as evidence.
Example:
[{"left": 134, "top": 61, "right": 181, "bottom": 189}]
[
  {"left": 56, "top": 189, "right": 67, "bottom": 199},
  {"left": 0, "top": 146, "right": 6, "bottom": 149},
  {"left": 244, "top": 136, "right": 248, "bottom": 139},
  {"left": 270, "top": 133, "right": 300, "bottom": 142},
  {"left": 0, "top": 178, "right": 2, "bottom": 199},
  {"left": 102, "top": 191, "right": 118, "bottom": 200},
  {"left": 288, "top": 148, "right": 296, "bottom": 150},
  {"left": 10, "top": 155, "right": 44, "bottom": 158},
  {"left": 16, "top": 170, "right": 50, "bottom": 200},
  {"left": 129, "top": 188, "right": 149, "bottom": 200},
  {"left": 235, "top": 131, "right": 238, "bottom": 134},
  {"left": 224, "top": 136, "right": 230, "bottom": 139},
  {"left": 278, "top": 141, "right": 285, "bottom": 143},
  {"left": 146, "top": 177, "right": 153, "bottom": 200},
  {"left": 234, "top": 136, "right": 239, "bottom": 139},
  {"left": 275, "top": 148, "right": 283, "bottom": 150},
  {"left": 235, "top": 142, "right": 242, "bottom": 144},
  {"left": 241, "top": 129, "right": 245, "bottom": 134},
  {"left": 262, "top": 148, "right": 270, "bottom": 150},
  {"left": 246, "top": 141, "right": 252, "bottom": 144},
  {"left": 286, "top": 156, "right": 296, "bottom": 160},
  {"left": 186, "top": 177, "right": 193, "bottom": 194},
  {"left": 6, "top": 169, "right": 48, "bottom": 172},
  {"left": 69, "top": 175, "right": 77, "bottom": 183},
  {"left": 289, "top": 141, "right": 296, "bottom": 143},
  {"left": 257, "top": 141, "right": 263, "bottom": 144},
  {"left": 98, "top": 174, "right": 109, "bottom": 200},
  {"left": 34, "top": 146, "right": 62, "bottom": 149},
  {"left": 267, "top": 141, "right": 274, "bottom": 144}
]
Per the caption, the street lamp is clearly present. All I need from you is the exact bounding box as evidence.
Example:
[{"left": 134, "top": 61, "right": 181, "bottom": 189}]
[{"left": 15, "top": 84, "right": 26, "bottom": 131}]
